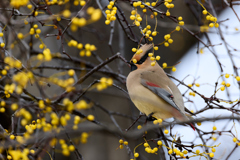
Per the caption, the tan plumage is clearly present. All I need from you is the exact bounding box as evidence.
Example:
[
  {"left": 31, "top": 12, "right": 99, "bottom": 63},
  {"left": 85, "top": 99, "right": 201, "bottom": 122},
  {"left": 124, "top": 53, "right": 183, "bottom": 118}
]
[{"left": 126, "top": 44, "right": 191, "bottom": 123}]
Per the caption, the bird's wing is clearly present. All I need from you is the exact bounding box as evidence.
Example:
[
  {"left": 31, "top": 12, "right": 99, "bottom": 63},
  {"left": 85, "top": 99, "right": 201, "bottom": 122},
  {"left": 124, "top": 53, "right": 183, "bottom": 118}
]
[{"left": 140, "top": 71, "right": 181, "bottom": 112}]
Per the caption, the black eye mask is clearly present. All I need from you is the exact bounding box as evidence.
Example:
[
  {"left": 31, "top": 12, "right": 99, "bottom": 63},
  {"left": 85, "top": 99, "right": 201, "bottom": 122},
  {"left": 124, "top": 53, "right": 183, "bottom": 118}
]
[{"left": 129, "top": 46, "right": 153, "bottom": 71}]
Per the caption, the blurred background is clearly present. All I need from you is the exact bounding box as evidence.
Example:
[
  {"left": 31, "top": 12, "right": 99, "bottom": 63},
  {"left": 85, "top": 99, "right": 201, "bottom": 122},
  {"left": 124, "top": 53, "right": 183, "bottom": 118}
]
[{"left": 0, "top": 0, "right": 240, "bottom": 160}]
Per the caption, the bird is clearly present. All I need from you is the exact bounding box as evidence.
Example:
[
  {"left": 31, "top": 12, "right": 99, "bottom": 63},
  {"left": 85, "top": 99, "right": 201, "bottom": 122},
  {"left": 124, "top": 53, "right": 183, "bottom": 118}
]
[{"left": 126, "top": 44, "right": 195, "bottom": 130}]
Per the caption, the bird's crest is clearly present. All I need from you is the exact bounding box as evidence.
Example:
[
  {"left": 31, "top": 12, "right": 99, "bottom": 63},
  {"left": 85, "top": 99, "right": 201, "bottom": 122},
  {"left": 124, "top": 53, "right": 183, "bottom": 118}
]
[{"left": 131, "top": 44, "right": 153, "bottom": 64}]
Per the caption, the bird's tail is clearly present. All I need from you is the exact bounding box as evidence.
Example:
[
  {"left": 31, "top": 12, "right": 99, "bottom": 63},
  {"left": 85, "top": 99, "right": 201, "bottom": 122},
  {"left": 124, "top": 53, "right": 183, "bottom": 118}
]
[{"left": 173, "top": 111, "right": 195, "bottom": 131}]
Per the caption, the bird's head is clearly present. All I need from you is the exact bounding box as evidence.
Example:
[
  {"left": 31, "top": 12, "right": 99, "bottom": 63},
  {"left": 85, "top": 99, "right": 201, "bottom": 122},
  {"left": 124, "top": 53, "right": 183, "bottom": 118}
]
[{"left": 128, "top": 44, "right": 153, "bottom": 71}]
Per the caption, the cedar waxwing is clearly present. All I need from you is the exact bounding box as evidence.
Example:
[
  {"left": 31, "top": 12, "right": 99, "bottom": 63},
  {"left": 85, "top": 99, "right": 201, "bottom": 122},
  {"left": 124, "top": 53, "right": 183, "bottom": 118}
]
[{"left": 126, "top": 44, "right": 195, "bottom": 130}]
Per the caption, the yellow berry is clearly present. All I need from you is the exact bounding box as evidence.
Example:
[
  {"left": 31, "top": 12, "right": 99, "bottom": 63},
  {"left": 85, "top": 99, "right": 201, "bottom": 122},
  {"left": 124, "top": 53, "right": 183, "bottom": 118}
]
[
  {"left": 0, "top": 101, "right": 5, "bottom": 106},
  {"left": 80, "top": 1, "right": 86, "bottom": 6},
  {"left": 153, "top": 120, "right": 158, "bottom": 125},
  {"left": 109, "top": 1, "right": 114, "bottom": 6},
  {"left": 68, "top": 145, "right": 75, "bottom": 152},
  {"left": 196, "top": 149, "right": 200, "bottom": 154},
  {"left": 107, "top": 5, "right": 112, "bottom": 9},
  {"left": 168, "top": 149, "right": 173, "bottom": 154},
  {"left": 157, "top": 140, "right": 162, "bottom": 145},
  {"left": 178, "top": 16, "right": 182, "bottom": 21},
  {"left": 151, "top": 2, "right": 156, "bottom": 6},
  {"left": 137, "top": 17, "right": 142, "bottom": 22},
  {"left": 162, "top": 63, "right": 167, "bottom": 68},
  {"left": 156, "top": 56, "right": 160, "bottom": 60},
  {"left": 146, "top": 30, "right": 151, "bottom": 35},
  {"left": 63, "top": 10, "right": 71, "bottom": 18},
  {"left": 176, "top": 26, "right": 180, "bottom": 31},
  {"left": 68, "top": 69, "right": 75, "bottom": 76},
  {"left": 145, "top": 2, "right": 150, "bottom": 6},
  {"left": 131, "top": 10, "right": 136, "bottom": 15},
  {"left": 132, "top": 48, "right": 137, "bottom": 52},
  {"left": 144, "top": 142, "right": 149, "bottom": 147},
  {"left": 137, "top": 125, "right": 142, "bottom": 129},
  {"left": 195, "top": 83, "right": 200, "bottom": 87},
  {"left": 221, "top": 81, "right": 225, "bottom": 85},
  {"left": 153, "top": 147, "right": 158, "bottom": 152},
  {"left": 206, "top": 15, "right": 211, "bottom": 20},
  {"left": 119, "top": 144, "right": 123, "bottom": 149},
  {"left": 215, "top": 23, "right": 219, "bottom": 28},
  {"left": 164, "top": 34, "right": 170, "bottom": 40},
  {"left": 172, "top": 67, "right": 176, "bottom": 72},
  {"left": 105, "top": 10, "right": 110, "bottom": 14},
  {"left": 164, "top": 129, "right": 169, "bottom": 134},
  {"left": 210, "top": 17, "right": 214, "bottom": 21},
  {"left": 220, "top": 86, "right": 225, "bottom": 91},
  {"left": 36, "top": 29, "right": 41, "bottom": 34},
  {"left": 226, "top": 83, "right": 230, "bottom": 87},
  {"left": 211, "top": 148, "right": 216, "bottom": 152},
  {"left": 119, "top": 139, "right": 123, "bottom": 144},
  {"left": 87, "top": 115, "right": 94, "bottom": 121},
  {"left": 33, "top": 24, "right": 38, "bottom": 28},
  {"left": 209, "top": 23, "right": 214, "bottom": 28},
  {"left": 151, "top": 62, "right": 156, "bottom": 66},
  {"left": 183, "top": 150, "right": 188, "bottom": 154},
  {"left": 209, "top": 153, "right": 214, "bottom": 158},
  {"left": 57, "top": 17, "right": 61, "bottom": 21},
  {"left": 168, "top": 39, "right": 173, "bottom": 44},
  {"left": 197, "top": 122, "right": 201, "bottom": 126},
  {"left": 164, "top": 42, "right": 169, "bottom": 47},
  {"left": 135, "top": 21, "right": 140, "bottom": 26},
  {"left": 166, "top": 11, "right": 170, "bottom": 16},
  {"left": 148, "top": 53, "right": 153, "bottom": 57},
  {"left": 134, "top": 153, "right": 139, "bottom": 158},
  {"left": 180, "top": 152, "right": 184, "bottom": 157},
  {"left": 0, "top": 33, "right": 3, "bottom": 37},
  {"left": 157, "top": 119, "right": 162, "bottom": 123},
  {"left": 17, "top": 33, "right": 24, "bottom": 39},
  {"left": 202, "top": 10, "right": 207, "bottom": 15},
  {"left": 0, "top": 43, "right": 5, "bottom": 48},
  {"left": 110, "top": 16, "right": 116, "bottom": 21},
  {"left": 10, "top": 134, "right": 15, "bottom": 140},
  {"left": 133, "top": 2, "right": 138, "bottom": 7},
  {"left": 62, "top": 149, "right": 70, "bottom": 156},
  {"left": 150, "top": 57, "right": 155, "bottom": 61},
  {"left": 105, "top": 20, "right": 111, "bottom": 25},
  {"left": 236, "top": 76, "right": 240, "bottom": 81},
  {"left": 1, "top": 69, "right": 7, "bottom": 75},
  {"left": 233, "top": 137, "right": 237, "bottom": 142},
  {"left": 213, "top": 126, "right": 217, "bottom": 130},
  {"left": 132, "top": 59, "right": 137, "bottom": 64},
  {"left": 212, "top": 137, "right": 217, "bottom": 141},
  {"left": 34, "top": 11, "right": 38, "bottom": 16},
  {"left": 124, "top": 141, "right": 128, "bottom": 145},
  {"left": 225, "top": 73, "right": 230, "bottom": 78},
  {"left": 179, "top": 21, "right": 184, "bottom": 26},
  {"left": 152, "top": 31, "right": 157, "bottom": 36}
]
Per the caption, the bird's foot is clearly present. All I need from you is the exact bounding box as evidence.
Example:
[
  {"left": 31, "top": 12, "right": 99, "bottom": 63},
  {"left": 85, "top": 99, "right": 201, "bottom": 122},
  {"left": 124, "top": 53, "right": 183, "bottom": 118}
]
[{"left": 146, "top": 112, "right": 157, "bottom": 121}]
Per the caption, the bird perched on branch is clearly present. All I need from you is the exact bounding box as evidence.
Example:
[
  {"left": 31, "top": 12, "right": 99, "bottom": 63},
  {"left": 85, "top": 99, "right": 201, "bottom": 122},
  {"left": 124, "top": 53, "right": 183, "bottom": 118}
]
[{"left": 126, "top": 44, "right": 195, "bottom": 130}]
